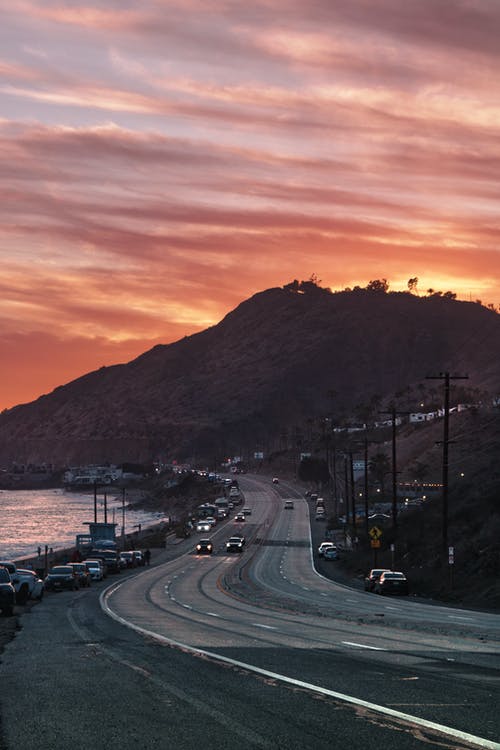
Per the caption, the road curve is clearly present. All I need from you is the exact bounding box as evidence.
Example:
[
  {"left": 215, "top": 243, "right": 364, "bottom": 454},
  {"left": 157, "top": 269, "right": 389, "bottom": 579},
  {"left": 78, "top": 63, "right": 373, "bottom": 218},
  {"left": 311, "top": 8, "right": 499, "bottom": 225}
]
[{"left": 101, "top": 475, "right": 500, "bottom": 749}]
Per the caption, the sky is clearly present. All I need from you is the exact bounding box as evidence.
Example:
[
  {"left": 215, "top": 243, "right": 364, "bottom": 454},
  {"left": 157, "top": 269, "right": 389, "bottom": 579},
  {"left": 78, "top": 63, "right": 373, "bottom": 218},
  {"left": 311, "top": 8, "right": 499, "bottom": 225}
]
[{"left": 2, "top": 1, "right": 499, "bottom": 411}]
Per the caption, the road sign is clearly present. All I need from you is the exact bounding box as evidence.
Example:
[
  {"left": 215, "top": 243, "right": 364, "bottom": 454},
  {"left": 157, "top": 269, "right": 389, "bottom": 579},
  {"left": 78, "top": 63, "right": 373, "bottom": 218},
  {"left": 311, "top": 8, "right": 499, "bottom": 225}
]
[
  {"left": 369, "top": 526, "right": 382, "bottom": 540},
  {"left": 448, "top": 546, "right": 454, "bottom": 565},
  {"left": 370, "top": 539, "right": 381, "bottom": 548}
]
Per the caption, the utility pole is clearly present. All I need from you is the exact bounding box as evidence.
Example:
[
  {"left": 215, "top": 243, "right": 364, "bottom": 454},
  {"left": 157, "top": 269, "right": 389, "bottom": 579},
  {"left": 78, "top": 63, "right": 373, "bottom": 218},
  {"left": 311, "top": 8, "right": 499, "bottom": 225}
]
[
  {"left": 363, "top": 434, "right": 369, "bottom": 536},
  {"left": 379, "top": 406, "right": 409, "bottom": 529},
  {"left": 343, "top": 455, "right": 350, "bottom": 526},
  {"left": 349, "top": 450, "right": 356, "bottom": 533},
  {"left": 426, "top": 372, "right": 468, "bottom": 552},
  {"left": 354, "top": 432, "right": 371, "bottom": 536}
]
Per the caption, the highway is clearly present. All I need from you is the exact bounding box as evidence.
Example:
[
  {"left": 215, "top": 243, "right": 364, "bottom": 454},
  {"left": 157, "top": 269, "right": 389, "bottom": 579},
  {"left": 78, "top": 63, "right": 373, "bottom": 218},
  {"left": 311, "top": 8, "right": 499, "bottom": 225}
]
[{"left": 1, "top": 475, "right": 499, "bottom": 749}]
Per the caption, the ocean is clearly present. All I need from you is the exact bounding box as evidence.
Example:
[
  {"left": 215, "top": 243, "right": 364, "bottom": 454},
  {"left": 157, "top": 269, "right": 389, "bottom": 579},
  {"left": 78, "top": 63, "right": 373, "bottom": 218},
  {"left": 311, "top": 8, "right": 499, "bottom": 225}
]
[{"left": 0, "top": 488, "right": 167, "bottom": 561}]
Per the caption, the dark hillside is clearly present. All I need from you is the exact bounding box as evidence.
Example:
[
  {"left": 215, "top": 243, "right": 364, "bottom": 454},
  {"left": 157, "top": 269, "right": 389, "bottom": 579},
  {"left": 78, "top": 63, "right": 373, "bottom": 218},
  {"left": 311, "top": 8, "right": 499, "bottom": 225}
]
[{"left": 0, "top": 283, "right": 498, "bottom": 467}]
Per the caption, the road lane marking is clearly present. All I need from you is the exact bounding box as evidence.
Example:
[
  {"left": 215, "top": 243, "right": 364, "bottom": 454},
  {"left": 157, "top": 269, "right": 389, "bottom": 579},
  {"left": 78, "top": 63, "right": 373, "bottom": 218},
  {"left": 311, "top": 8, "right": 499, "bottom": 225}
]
[
  {"left": 253, "top": 623, "right": 277, "bottom": 630},
  {"left": 207, "top": 612, "right": 220, "bottom": 617},
  {"left": 102, "top": 584, "right": 499, "bottom": 750},
  {"left": 342, "top": 641, "right": 386, "bottom": 651},
  {"left": 448, "top": 615, "right": 474, "bottom": 622}
]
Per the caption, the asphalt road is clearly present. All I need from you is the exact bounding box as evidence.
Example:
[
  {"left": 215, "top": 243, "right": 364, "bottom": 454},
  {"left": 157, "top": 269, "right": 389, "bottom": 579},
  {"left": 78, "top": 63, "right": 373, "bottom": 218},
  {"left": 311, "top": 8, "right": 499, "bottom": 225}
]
[{"left": 1, "top": 475, "right": 499, "bottom": 750}]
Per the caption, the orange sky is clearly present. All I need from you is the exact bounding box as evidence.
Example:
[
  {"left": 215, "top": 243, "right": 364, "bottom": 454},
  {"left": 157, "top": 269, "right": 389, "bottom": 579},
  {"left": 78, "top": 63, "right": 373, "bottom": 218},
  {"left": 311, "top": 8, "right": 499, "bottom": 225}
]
[{"left": 1, "top": 1, "right": 499, "bottom": 411}]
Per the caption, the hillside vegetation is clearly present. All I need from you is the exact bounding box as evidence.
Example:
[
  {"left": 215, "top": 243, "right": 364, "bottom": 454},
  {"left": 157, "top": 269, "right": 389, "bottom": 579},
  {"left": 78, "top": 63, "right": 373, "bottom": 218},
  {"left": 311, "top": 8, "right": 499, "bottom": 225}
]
[{"left": 0, "top": 281, "right": 498, "bottom": 468}]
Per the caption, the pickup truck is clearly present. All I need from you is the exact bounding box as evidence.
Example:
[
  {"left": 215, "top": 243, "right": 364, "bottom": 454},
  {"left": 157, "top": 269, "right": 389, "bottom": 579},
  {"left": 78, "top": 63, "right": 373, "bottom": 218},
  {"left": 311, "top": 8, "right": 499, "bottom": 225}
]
[{"left": 0, "top": 561, "right": 39, "bottom": 604}]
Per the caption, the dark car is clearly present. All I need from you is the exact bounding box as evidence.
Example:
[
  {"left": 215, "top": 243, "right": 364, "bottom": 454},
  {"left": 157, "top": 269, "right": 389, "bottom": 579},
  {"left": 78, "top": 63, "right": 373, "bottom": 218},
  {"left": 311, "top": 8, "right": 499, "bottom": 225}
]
[
  {"left": 226, "top": 536, "right": 244, "bottom": 553},
  {"left": 375, "top": 571, "right": 409, "bottom": 596},
  {"left": 234, "top": 513, "right": 245, "bottom": 522},
  {"left": 364, "top": 568, "right": 391, "bottom": 592},
  {"left": 196, "top": 539, "right": 213, "bottom": 555},
  {"left": 66, "top": 562, "right": 92, "bottom": 587},
  {"left": 44, "top": 565, "right": 79, "bottom": 592},
  {"left": 89, "top": 549, "right": 121, "bottom": 574},
  {"left": 0, "top": 567, "right": 16, "bottom": 616}
]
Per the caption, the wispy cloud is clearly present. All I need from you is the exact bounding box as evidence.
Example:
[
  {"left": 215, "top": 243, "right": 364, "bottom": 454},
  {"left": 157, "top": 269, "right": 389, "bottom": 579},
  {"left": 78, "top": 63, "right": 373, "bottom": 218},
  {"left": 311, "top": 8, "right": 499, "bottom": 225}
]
[{"left": 1, "top": 0, "right": 499, "bottom": 409}]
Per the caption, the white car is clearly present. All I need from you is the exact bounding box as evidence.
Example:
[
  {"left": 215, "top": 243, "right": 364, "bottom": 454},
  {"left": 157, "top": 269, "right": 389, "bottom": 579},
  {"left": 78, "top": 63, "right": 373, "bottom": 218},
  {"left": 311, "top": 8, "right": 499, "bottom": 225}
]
[
  {"left": 83, "top": 560, "right": 104, "bottom": 581},
  {"left": 205, "top": 516, "right": 217, "bottom": 527}
]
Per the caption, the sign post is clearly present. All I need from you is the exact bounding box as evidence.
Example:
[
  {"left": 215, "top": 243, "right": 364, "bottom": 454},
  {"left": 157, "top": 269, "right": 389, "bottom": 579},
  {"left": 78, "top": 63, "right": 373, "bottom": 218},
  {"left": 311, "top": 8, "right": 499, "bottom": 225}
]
[{"left": 369, "top": 526, "right": 383, "bottom": 566}]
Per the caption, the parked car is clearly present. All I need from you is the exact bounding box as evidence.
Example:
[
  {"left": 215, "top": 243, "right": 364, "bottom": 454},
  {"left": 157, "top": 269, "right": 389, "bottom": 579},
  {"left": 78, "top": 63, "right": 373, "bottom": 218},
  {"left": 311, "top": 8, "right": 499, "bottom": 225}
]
[
  {"left": 226, "top": 536, "right": 244, "bottom": 553},
  {"left": 0, "top": 561, "right": 30, "bottom": 604},
  {"left": 195, "top": 539, "right": 213, "bottom": 555},
  {"left": 16, "top": 569, "right": 44, "bottom": 600},
  {"left": 89, "top": 548, "right": 121, "bottom": 573},
  {"left": 323, "top": 546, "right": 339, "bottom": 561},
  {"left": 375, "top": 571, "right": 409, "bottom": 596},
  {"left": 66, "top": 562, "right": 92, "bottom": 587},
  {"left": 44, "top": 565, "right": 79, "bottom": 592},
  {"left": 83, "top": 559, "right": 105, "bottom": 581},
  {"left": 284, "top": 500, "right": 294, "bottom": 510},
  {"left": 318, "top": 542, "right": 336, "bottom": 557},
  {"left": 0, "top": 567, "right": 16, "bottom": 616},
  {"left": 132, "top": 550, "right": 145, "bottom": 567},
  {"left": 364, "top": 568, "right": 391, "bottom": 592},
  {"left": 119, "top": 551, "right": 136, "bottom": 568}
]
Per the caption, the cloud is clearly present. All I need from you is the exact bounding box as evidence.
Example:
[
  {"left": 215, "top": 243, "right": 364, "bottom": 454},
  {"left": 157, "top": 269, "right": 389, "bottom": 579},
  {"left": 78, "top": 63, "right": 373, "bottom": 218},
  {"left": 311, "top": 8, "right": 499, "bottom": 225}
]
[{"left": 0, "top": 1, "right": 499, "bottom": 410}]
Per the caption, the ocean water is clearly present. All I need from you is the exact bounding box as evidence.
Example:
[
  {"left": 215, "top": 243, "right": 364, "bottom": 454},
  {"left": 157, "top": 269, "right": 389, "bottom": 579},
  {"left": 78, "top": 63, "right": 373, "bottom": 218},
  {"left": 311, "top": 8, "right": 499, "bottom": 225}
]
[{"left": 0, "top": 488, "right": 167, "bottom": 561}]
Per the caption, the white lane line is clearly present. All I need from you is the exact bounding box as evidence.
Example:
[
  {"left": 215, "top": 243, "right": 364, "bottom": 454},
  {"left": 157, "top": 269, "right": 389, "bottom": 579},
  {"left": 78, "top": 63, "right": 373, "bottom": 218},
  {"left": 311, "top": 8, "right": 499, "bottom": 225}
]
[
  {"left": 448, "top": 615, "right": 474, "bottom": 622},
  {"left": 345, "top": 598, "right": 358, "bottom": 603},
  {"left": 342, "top": 641, "right": 386, "bottom": 652},
  {"left": 253, "top": 623, "right": 277, "bottom": 630},
  {"left": 207, "top": 612, "right": 220, "bottom": 617},
  {"left": 102, "top": 585, "right": 498, "bottom": 750}
]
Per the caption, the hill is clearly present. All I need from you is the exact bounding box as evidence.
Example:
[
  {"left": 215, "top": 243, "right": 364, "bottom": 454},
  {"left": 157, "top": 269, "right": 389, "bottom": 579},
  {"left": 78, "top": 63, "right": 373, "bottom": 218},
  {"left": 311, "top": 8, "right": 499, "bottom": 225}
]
[{"left": 0, "top": 281, "right": 499, "bottom": 468}]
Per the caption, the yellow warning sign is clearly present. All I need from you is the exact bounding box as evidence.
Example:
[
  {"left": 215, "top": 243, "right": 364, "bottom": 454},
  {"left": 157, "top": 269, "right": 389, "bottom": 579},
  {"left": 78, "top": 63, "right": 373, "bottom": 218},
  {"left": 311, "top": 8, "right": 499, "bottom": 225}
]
[{"left": 369, "top": 526, "right": 382, "bottom": 540}]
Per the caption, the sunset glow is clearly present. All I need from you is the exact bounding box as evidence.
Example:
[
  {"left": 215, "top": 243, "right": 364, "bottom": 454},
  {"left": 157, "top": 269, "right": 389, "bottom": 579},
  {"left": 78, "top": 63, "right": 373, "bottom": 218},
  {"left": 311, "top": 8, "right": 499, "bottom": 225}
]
[{"left": 2, "top": 1, "right": 499, "bottom": 410}]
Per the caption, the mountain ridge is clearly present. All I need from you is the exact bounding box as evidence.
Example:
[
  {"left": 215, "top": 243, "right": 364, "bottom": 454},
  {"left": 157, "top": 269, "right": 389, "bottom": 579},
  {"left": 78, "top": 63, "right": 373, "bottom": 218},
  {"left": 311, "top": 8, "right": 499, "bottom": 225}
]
[{"left": 0, "top": 283, "right": 499, "bottom": 467}]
